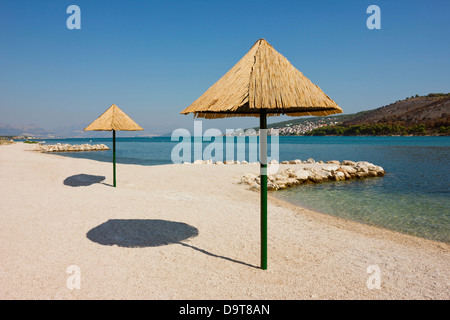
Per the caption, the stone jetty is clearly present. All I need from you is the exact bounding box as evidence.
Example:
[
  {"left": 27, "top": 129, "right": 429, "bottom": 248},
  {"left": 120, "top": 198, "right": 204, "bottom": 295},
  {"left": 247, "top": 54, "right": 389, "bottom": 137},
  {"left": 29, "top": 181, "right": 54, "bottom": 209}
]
[
  {"left": 239, "top": 159, "right": 385, "bottom": 191},
  {"left": 37, "top": 143, "right": 110, "bottom": 153}
]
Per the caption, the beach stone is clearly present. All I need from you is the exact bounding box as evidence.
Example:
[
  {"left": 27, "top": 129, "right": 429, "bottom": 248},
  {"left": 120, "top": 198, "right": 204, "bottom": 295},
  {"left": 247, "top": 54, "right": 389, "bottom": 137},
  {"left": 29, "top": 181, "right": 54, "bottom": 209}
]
[
  {"left": 294, "top": 170, "right": 310, "bottom": 181},
  {"left": 337, "top": 167, "right": 352, "bottom": 180},
  {"left": 241, "top": 173, "right": 257, "bottom": 185},
  {"left": 318, "top": 160, "right": 324, "bottom": 164},
  {"left": 356, "top": 172, "right": 368, "bottom": 179},
  {"left": 286, "top": 178, "right": 300, "bottom": 187},
  {"left": 340, "top": 165, "right": 357, "bottom": 175},
  {"left": 306, "top": 158, "right": 315, "bottom": 164},
  {"left": 322, "top": 164, "right": 339, "bottom": 172},
  {"left": 334, "top": 171, "right": 346, "bottom": 181},
  {"left": 368, "top": 170, "right": 379, "bottom": 177},
  {"left": 357, "top": 161, "right": 373, "bottom": 167},
  {"left": 356, "top": 165, "right": 369, "bottom": 174},
  {"left": 193, "top": 160, "right": 205, "bottom": 165},
  {"left": 326, "top": 160, "right": 340, "bottom": 165},
  {"left": 342, "top": 160, "right": 356, "bottom": 166},
  {"left": 284, "top": 168, "right": 296, "bottom": 178},
  {"left": 281, "top": 161, "right": 289, "bottom": 164},
  {"left": 224, "top": 160, "right": 234, "bottom": 165},
  {"left": 234, "top": 161, "right": 240, "bottom": 165},
  {"left": 241, "top": 160, "right": 248, "bottom": 164},
  {"left": 273, "top": 172, "right": 288, "bottom": 181},
  {"left": 269, "top": 159, "right": 279, "bottom": 164},
  {"left": 308, "top": 169, "right": 328, "bottom": 182},
  {"left": 214, "top": 161, "right": 223, "bottom": 165}
]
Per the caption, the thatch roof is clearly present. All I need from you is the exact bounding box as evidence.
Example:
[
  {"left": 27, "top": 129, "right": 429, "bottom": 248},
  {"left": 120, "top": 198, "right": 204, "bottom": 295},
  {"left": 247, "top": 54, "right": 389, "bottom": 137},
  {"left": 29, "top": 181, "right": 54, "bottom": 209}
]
[
  {"left": 84, "top": 104, "right": 143, "bottom": 131},
  {"left": 181, "top": 39, "right": 342, "bottom": 119}
]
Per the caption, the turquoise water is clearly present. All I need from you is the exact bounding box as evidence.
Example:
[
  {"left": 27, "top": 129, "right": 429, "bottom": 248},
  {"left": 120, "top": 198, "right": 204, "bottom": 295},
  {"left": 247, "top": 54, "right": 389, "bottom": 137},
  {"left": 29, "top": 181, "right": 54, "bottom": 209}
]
[{"left": 38, "top": 136, "right": 450, "bottom": 243}]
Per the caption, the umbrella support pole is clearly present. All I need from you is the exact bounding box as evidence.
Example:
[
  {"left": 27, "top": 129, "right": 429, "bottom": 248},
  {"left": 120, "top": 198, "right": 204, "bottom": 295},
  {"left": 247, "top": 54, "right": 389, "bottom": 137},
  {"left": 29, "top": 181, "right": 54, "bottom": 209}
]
[
  {"left": 260, "top": 110, "right": 268, "bottom": 270},
  {"left": 113, "top": 129, "right": 116, "bottom": 187}
]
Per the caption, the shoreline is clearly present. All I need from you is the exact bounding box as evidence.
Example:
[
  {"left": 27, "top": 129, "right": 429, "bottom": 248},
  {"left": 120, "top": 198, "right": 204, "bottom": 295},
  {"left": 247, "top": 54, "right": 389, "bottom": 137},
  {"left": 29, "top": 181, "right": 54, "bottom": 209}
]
[
  {"left": 1, "top": 143, "right": 449, "bottom": 299},
  {"left": 267, "top": 194, "right": 449, "bottom": 250}
]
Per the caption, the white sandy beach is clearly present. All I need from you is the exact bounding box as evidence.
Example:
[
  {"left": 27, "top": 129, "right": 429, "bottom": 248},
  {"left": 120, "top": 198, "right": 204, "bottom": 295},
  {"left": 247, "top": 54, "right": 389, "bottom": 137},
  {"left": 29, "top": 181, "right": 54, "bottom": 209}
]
[{"left": 0, "top": 142, "right": 449, "bottom": 300}]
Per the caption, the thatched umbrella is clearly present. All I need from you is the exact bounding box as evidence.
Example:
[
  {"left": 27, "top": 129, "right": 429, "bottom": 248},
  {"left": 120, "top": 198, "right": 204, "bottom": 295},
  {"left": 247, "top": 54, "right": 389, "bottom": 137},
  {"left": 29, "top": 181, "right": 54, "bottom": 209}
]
[
  {"left": 84, "top": 104, "right": 143, "bottom": 187},
  {"left": 181, "top": 39, "right": 342, "bottom": 269}
]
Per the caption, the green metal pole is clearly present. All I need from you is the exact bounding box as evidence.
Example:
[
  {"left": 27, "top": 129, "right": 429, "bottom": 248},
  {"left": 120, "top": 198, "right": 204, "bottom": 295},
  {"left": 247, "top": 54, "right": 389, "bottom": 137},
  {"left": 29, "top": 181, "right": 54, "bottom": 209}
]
[
  {"left": 260, "top": 110, "right": 268, "bottom": 270},
  {"left": 113, "top": 130, "right": 116, "bottom": 187}
]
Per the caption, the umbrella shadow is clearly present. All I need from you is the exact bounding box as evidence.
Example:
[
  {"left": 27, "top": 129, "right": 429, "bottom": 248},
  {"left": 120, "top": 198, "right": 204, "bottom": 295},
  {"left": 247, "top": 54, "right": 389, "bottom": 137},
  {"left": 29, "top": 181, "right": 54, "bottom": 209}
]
[
  {"left": 64, "top": 174, "right": 113, "bottom": 187},
  {"left": 86, "top": 219, "right": 258, "bottom": 269}
]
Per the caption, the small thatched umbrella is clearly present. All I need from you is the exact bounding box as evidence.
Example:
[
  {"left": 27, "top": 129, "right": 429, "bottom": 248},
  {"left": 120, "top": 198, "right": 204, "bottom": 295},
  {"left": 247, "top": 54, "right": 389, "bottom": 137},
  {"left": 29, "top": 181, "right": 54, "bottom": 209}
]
[
  {"left": 84, "top": 104, "right": 143, "bottom": 187},
  {"left": 181, "top": 39, "right": 342, "bottom": 269}
]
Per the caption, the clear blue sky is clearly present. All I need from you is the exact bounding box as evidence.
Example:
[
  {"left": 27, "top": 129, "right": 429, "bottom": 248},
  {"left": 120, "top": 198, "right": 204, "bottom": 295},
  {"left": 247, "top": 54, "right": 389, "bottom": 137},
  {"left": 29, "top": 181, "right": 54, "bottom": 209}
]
[{"left": 0, "top": 0, "right": 449, "bottom": 135}]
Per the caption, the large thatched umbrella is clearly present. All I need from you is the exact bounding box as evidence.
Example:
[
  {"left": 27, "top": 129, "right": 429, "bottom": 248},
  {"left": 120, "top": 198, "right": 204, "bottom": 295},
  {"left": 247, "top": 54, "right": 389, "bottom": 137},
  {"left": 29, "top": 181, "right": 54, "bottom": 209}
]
[
  {"left": 84, "top": 104, "right": 143, "bottom": 187},
  {"left": 181, "top": 39, "right": 342, "bottom": 269}
]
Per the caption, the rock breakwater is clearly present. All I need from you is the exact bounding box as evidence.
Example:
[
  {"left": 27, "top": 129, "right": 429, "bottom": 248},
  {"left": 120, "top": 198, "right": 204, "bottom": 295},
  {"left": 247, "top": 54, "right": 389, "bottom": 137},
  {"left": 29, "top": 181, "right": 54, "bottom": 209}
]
[
  {"left": 37, "top": 143, "right": 110, "bottom": 153},
  {"left": 240, "top": 160, "right": 385, "bottom": 191}
]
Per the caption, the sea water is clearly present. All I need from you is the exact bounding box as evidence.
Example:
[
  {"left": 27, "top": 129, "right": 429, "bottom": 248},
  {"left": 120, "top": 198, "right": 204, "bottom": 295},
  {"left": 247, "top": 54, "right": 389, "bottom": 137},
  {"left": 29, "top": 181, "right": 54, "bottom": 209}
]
[{"left": 39, "top": 136, "right": 450, "bottom": 243}]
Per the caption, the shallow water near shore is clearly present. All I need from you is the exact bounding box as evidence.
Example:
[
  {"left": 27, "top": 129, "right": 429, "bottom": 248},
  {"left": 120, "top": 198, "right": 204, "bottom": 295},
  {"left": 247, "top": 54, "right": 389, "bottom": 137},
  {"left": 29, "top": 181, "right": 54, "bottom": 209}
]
[{"left": 37, "top": 136, "right": 450, "bottom": 243}]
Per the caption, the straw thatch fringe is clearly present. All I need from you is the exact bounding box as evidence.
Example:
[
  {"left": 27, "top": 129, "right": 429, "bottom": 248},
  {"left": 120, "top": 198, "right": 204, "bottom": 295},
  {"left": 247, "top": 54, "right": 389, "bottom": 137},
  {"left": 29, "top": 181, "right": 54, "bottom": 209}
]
[
  {"left": 84, "top": 104, "right": 143, "bottom": 131},
  {"left": 193, "top": 108, "right": 342, "bottom": 119},
  {"left": 181, "top": 39, "right": 342, "bottom": 118}
]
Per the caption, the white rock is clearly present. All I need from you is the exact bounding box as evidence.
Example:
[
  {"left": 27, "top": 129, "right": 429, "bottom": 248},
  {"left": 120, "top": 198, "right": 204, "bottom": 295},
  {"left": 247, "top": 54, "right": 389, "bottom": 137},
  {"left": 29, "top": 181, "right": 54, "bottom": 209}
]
[
  {"left": 341, "top": 165, "right": 357, "bottom": 174},
  {"left": 322, "top": 164, "right": 339, "bottom": 172},
  {"left": 333, "top": 171, "right": 346, "bottom": 181},
  {"left": 308, "top": 169, "right": 328, "bottom": 182},
  {"left": 342, "top": 160, "right": 356, "bottom": 166},
  {"left": 356, "top": 165, "right": 369, "bottom": 173},
  {"left": 294, "top": 170, "right": 311, "bottom": 181},
  {"left": 269, "top": 159, "right": 279, "bottom": 164},
  {"left": 214, "top": 161, "right": 224, "bottom": 165},
  {"left": 357, "top": 161, "right": 372, "bottom": 167},
  {"left": 193, "top": 160, "right": 205, "bottom": 165}
]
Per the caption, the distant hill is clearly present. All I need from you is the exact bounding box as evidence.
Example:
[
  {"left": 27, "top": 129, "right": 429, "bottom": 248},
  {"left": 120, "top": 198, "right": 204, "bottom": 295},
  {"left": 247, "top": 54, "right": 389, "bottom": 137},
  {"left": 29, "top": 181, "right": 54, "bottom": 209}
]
[
  {"left": 242, "top": 110, "right": 370, "bottom": 135},
  {"left": 344, "top": 93, "right": 450, "bottom": 127},
  {"left": 0, "top": 123, "right": 49, "bottom": 137},
  {"left": 306, "top": 93, "right": 450, "bottom": 136},
  {"left": 264, "top": 111, "right": 369, "bottom": 130}
]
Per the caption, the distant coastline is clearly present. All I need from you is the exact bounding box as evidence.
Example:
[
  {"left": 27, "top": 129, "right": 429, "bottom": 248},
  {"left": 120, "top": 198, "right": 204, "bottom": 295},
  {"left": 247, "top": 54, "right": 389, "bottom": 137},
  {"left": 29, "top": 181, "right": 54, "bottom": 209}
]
[{"left": 249, "top": 93, "right": 450, "bottom": 137}]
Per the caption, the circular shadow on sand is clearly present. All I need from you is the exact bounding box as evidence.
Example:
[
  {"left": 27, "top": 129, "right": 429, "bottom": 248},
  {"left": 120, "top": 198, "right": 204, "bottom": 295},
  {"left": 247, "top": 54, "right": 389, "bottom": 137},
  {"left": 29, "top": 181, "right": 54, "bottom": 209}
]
[
  {"left": 86, "top": 219, "right": 199, "bottom": 248},
  {"left": 64, "top": 174, "right": 106, "bottom": 187}
]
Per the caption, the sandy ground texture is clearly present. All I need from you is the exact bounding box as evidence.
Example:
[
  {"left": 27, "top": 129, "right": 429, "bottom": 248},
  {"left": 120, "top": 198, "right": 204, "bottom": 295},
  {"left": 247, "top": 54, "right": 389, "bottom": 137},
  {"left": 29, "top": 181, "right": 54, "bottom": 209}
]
[{"left": 1, "top": 143, "right": 449, "bottom": 300}]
